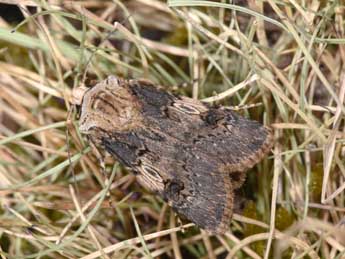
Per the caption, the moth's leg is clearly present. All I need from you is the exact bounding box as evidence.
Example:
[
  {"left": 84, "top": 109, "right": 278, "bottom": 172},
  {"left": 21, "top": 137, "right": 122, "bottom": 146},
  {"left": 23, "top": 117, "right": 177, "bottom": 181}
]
[
  {"left": 88, "top": 138, "right": 106, "bottom": 175},
  {"left": 65, "top": 107, "right": 74, "bottom": 173},
  {"left": 171, "top": 209, "right": 185, "bottom": 233},
  {"left": 176, "top": 214, "right": 185, "bottom": 233},
  {"left": 232, "top": 189, "right": 247, "bottom": 214},
  {"left": 88, "top": 138, "right": 117, "bottom": 208}
]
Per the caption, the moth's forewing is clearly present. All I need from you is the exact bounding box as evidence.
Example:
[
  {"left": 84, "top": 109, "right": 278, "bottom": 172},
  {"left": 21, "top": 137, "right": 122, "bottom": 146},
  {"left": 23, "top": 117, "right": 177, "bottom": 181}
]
[{"left": 79, "top": 76, "right": 273, "bottom": 234}]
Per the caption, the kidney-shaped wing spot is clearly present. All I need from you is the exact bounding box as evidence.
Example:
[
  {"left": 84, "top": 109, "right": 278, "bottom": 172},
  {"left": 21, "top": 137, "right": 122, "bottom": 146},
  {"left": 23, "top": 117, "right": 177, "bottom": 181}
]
[
  {"left": 172, "top": 102, "right": 202, "bottom": 115},
  {"left": 136, "top": 162, "right": 165, "bottom": 193}
]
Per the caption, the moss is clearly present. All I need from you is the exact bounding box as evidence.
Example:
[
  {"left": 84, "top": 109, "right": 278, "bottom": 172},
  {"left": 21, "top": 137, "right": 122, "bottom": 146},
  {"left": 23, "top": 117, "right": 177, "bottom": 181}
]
[
  {"left": 275, "top": 206, "right": 295, "bottom": 231},
  {"left": 309, "top": 164, "right": 323, "bottom": 202}
]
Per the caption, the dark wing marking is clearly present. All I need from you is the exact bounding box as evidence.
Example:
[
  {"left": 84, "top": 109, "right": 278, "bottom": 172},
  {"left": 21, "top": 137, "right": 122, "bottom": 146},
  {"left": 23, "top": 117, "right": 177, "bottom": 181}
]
[
  {"left": 128, "top": 79, "right": 175, "bottom": 108},
  {"left": 101, "top": 132, "right": 144, "bottom": 167}
]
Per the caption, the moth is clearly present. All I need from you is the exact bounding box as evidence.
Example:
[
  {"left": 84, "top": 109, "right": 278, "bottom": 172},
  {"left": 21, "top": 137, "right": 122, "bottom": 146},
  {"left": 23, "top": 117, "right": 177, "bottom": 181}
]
[{"left": 74, "top": 76, "right": 273, "bottom": 234}]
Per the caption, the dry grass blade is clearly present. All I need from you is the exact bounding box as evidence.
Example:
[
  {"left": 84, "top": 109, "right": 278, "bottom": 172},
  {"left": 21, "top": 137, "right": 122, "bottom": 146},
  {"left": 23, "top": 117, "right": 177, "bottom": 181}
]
[
  {"left": 0, "top": 0, "right": 344, "bottom": 258},
  {"left": 322, "top": 72, "right": 345, "bottom": 203},
  {"left": 264, "top": 130, "right": 282, "bottom": 259},
  {"left": 202, "top": 74, "right": 258, "bottom": 103}
]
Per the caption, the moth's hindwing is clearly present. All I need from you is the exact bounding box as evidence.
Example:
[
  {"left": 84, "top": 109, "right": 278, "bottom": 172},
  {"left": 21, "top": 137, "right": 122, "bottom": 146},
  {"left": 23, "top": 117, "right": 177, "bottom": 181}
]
[{"left": 79, "top": 76, "right": 273, "bottom": 234}]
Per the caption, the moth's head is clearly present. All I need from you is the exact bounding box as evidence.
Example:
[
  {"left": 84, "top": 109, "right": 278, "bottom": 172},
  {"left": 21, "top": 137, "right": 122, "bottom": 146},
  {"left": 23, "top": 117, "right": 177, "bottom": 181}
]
[{"left": 72, "top": 75, "right": 142, "bottom": 135}]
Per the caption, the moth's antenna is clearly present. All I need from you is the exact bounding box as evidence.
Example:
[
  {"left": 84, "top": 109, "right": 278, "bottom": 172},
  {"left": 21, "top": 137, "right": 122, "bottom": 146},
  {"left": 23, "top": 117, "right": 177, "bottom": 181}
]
[
  {"left": 69, "top": 13, "right": 135, "bottom": 208},
  {"left": 66, "top": 9, "right": 91, "bottom": 198},
  {"left": 80, "top": 13, "right": 134, "bottom": 87},
  {"left": 15, "top": 5, "right": 80, "bottom": 190},
  {"left": 65, "top": 106, "right": 79, "bottom": 195}
]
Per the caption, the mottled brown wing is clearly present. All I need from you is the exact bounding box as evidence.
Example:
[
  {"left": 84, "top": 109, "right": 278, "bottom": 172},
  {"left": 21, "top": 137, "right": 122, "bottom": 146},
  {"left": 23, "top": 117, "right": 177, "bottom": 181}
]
[
  {"left": 162, "top": 165, "right": 235, "bottom": 234},
  {"left": 79, "top": 76, "right": 273, "bottom": 234},
  {"left": 127, "top": 79, "right": 273, "bottom": 188},
  {"left": 102, "top": 129, "right": 235, "bottom": 234},
  {"left": 191, "top": 108, "right": 274, "bottom": 189}
]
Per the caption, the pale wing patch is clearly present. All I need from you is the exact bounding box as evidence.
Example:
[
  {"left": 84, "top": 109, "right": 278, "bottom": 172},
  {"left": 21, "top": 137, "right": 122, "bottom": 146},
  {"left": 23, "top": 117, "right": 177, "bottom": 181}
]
[
  {"left": 172, "top": 96, "right": 208, "bottom": 114},
  {"left": 136, "top": 162, "right": 165, "bottom": 192}
]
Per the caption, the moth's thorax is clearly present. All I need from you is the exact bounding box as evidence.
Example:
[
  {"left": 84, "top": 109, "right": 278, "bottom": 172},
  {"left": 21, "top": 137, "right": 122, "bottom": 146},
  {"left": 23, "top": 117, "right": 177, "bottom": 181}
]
[{"left": 79, "top": 76, "right": 142, "bottom": 135}]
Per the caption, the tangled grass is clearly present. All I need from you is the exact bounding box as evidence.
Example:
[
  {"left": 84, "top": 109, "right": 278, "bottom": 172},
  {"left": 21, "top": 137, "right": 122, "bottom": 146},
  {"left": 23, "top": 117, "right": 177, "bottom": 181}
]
[{"left": 0, "top": 0, "right": 344, "bottom": 258}]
